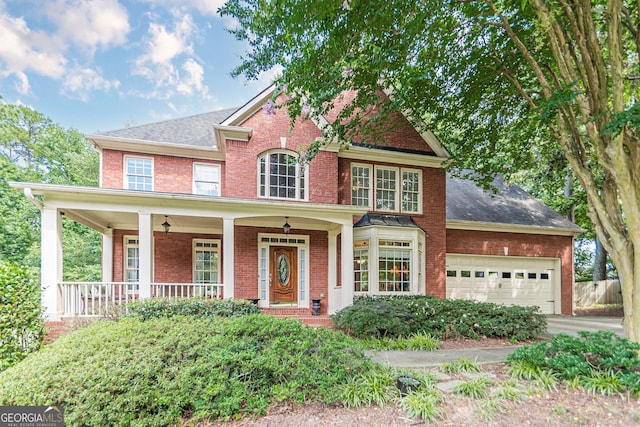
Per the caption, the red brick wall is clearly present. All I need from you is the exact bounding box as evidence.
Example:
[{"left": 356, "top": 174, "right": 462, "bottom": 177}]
[
  {"left": 112, "top": 229, "right": 222, "bottom": 282},
  {"left": 446, "top": 229, "right": 574, "bottom": 314},
  {"left": 225, "top": 97, "right": 338, "bottom": 203},
  {"left": 101, "top": 149, "right": 223, "bottom": 194},
  {"left": 324, "top": 90, "right": 435, "bottom": 153}
]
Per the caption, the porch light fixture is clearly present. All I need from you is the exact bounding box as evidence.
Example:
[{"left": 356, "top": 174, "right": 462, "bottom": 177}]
[
  {"left": 283, "top": 217, "right": 291, "bottom": 234},
  {"left": 162, "top": 216, "right": 171, "bottom": 234}
]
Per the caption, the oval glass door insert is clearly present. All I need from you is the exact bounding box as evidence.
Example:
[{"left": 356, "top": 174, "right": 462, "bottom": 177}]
[{"left": 277, "top": 253, "right": 290, "bottom": 286}]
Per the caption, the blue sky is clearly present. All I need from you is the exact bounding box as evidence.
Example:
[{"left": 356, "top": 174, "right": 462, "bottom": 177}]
[{"left": 0, "top": 0, "right": 276, "bottom": 133}]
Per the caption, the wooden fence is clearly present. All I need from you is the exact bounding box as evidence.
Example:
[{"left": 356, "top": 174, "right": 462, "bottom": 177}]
[{"left": 574, "top": 280, "right": 623, "bottom": 307}]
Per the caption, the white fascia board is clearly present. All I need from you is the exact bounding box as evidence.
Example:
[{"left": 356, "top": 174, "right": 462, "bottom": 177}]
[
  {"left": 222, "top": 85, "right": 276, "bottom": 126},
  {"left": 10, "top": 182, "right": 368, "bottom": 220},
  {"left": 338, "top": 144, "right": 448, "bottom": 168},
  {"left": 446, "top": 219, "right": 584, "bottom": 237},
  {"left": 213, "top": 124, "right": 253, "bottom": 142},
  {"left": 88, "top": 135, "right": 224, "bottom": 161}
]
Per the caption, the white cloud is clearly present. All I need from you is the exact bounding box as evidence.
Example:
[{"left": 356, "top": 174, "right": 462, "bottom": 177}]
[
  {"left": 133, "top": 13, "right": 211, "bottom": 101},
  {"left": 176, "top": 58, "right": 204, "bottom": 96},
  {"left": 47, "top": 0, "right": 130, "bottom": 53},
  {"left": 62, "top": 66, "right": 119, "bottom": 101},
  {"left": 0, "top": 12, "right": 67, "bottom": 80}
]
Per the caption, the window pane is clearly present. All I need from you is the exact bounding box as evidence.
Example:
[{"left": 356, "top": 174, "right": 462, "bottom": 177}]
[
  {"left": 376, "top": 168, "right": 397, "bottom": 211},
  {"left": 354, "top": 242, "right": 369, "bottom": 292},
  {"left": 378, "top": 247, "right": 410, "bottom": 292},
  {"left": 351, "top": 166, "right": 371, "bottom": 206},
  {"left": 260, "top": 152, "right": 305, "bottom": 200},
  {"left": 194, "top": 242, "right": 219, "bottom": 284},
  {"left": 402, "top": 170, "right": 420, "bottom": 213},
  {"left": 194, "top": 164, "right": 220, "bottom": 196},
  {"left": 126, "top": 158, "right": 152, "bottom": 191}
]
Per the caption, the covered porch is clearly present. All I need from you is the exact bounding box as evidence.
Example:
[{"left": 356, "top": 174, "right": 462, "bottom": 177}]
[{"left": 12, "top": 183, "right": 367, "bottom": 320}]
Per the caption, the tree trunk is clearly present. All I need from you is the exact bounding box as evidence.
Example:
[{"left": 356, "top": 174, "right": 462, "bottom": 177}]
[{"left": 593, "top": 238, "right": 607, "bottom": 281}]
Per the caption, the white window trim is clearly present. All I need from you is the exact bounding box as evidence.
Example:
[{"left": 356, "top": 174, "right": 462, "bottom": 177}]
[
  {"left": 353, "top": 227, "right": 425, "bottom": 296},
  {"left": 192, "top": 239, "right": 221, "bottom": 283},
  {"left": 401, "top": 167, "right": 423, "bottom": 214},
  {"left": 124, "top": 155, "right": 154, "bottom": 191},
  {"left": 374, "top": 165, "right": 400, "bottom": 212},
  {"left": 123, "top": 235, "right": 139, "bottom": 291},
  {"left": 257, "top": 233, "right": 310, "bottom": 308},
  {"left": 350, "top": 163, "right": 373, "bottom": 208},
  {"left": 364, "top": 165, "right": 423, "bottom": 214},
  {"left": 192, "top": 163, "right": 221, "bottom": 196},
  {"left": 257, "top": 149, "right": 309, "bottom": 201}
]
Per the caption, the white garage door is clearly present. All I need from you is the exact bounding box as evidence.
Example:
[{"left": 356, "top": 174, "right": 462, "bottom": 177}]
[{"left": 445, "top": 255, "right": 559, "bottom": 314}]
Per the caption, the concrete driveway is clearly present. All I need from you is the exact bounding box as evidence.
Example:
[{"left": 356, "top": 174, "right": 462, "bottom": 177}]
[{"left": 546, "top": 315, "right": 625, "bottom": 338}]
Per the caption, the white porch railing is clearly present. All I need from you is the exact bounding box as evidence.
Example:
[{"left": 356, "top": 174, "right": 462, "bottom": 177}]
[{"left": 59, "top": 282, "right": 224, "bottom": 317}]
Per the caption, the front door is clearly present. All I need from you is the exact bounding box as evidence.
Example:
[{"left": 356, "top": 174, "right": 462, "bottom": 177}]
[{"left": 270, "top": 246, "right": 298, "bottom": 304}]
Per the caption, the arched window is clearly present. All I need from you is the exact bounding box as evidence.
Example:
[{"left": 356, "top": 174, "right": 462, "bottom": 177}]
[{"left": 258, "top": 150, "right": 307, "bottom": 200}]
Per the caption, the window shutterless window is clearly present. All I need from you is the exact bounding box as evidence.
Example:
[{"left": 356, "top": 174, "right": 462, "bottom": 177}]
[
  {"left": 124, "top": 236, "right": 140, "bottom": 292},
  {"left": 401, "top": 169, "right": 421, "bottom": 213},
  {"left": 258, "top": 151, "right": 306, "bottom": 200},
  {"left": 193, "top": 163, "right": 220, "bottom": 196},
  {"left": 125, "top": 156, "right": 153, "bottom": 191},
  {"left": 375, "top": 167, "right": 398, "bottom": 211},
  {"left": 353, "top": 240, "right": 369, "bottom": 292},
  {"left": 351, "top": 164, "right": 372, "bottom": 207},
  {"left": 353, "top": 164, "right": 422, "bottom": 214},
  {"left": 193, "top": 240, "right": 220, "bottom": 284}
]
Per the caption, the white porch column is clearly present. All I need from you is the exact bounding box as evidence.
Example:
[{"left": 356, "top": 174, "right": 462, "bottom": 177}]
[
  {"left": 101, "top": 228, "right": 113, "bottom": 283},
  {"left": 138, "top": 212, "right": 153, "bottom": 299},
  {"left": 41, "top": 207, "right": 63, "bottom": 320},
  {"left": 340, "top": 221, "right": 354, "bottom": 309},
  {"left": 327, "top": 228, "right": 340, "bottom": 314},
  {"left": 223, "top": 218, "right": 235, "bottom": 299}
]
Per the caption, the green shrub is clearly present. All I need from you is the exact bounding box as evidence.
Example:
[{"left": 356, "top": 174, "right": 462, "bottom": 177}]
[
  {"left": 333, "top": 295, "right": 546, "bottom": 341},
  {"left": 507, "top": 331, "right": 640, "bottom": 395},
  {"left": 331, "top": 302, "right": 415, "bottom": 338},
  {"left": 0, "top": 260, "right": 44, "bottom": 372},
  {"left": 126, "top": 297, "right": 260, "bottom": 320},
  {"left": 0, "top": 315, "right": 373, "bottom": 425}
]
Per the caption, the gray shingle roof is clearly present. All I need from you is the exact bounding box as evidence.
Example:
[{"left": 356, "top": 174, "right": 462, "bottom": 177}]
[
  {"left": 95, "top": 107, "right": 239, "bottom": 147},
  {"left": 446, "top": 172, "right": 581, "bottom": 231}
]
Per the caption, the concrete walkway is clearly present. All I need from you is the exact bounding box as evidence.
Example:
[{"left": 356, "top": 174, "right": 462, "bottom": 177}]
[{"left": 369, "top": 315, "right": 625, "bottom": 369}]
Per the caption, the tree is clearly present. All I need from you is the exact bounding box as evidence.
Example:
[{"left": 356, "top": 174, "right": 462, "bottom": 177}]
[
  {"left": 0, "top": 103, "right": 100, "bottom": 281},
  {"left": 220, "top": 1, "right": 640, "bottom": 340}
]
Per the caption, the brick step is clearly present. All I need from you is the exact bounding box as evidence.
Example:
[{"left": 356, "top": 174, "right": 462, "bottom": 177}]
[{"left": 267, "top": 313, "right": 333, "bottom": 329}]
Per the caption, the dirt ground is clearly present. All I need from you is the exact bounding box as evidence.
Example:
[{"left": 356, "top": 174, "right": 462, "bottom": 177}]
[{"left": 204, "top": 338, "right": 640, "bottom": 427}]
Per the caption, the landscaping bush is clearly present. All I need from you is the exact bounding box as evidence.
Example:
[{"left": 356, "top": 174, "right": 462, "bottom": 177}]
[
  {"left": 507, "top": 331, "right": 640, "bottom": 395},
  {"left": 0, "top": 315, "right": 373, "bottom": 425},
  {"left": 331, "top": 302, "right": 415, "bottom": 338},
  {"left": 126, "top": 296, "right": 260, "bottom": 320},
  {"left": 0, "top": 260, "right": 44, "bottom": 372},
  {"left": 332, "top": 295, "right": 546, "bottom": 341}
]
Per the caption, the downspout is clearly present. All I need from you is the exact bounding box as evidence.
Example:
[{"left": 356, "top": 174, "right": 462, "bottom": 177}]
[{"left": 24, "top": 187, "right": 43, "bottom": 210}]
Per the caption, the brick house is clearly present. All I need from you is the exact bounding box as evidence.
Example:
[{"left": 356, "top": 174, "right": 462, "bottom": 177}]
[{"left": 12, "top": 86, "right": 581, "bottom": 321}]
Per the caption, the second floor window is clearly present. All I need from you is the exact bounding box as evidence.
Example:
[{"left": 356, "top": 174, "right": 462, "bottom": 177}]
[
  {"left": 351, "top": 164, "right": 422, "bottom": 214},
  {"left": 193, "top": 163, "right": 220, "bottom": 196},
  {"left": 259, "top": 151, "right": 306, "bottom": 200},
  {"left": 125, "top": 156, "right": 153, "bottom": 191}
]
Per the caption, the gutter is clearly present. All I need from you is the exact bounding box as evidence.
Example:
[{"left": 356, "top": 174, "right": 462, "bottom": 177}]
[{"left": 23, "top": 187, "right": 43, "bottom": 210}]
